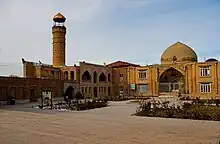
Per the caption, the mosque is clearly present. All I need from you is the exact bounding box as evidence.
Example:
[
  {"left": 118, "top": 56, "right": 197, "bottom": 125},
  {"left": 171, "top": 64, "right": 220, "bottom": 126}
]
[
  {"left": 0, "top": 13, "right": 219, "bottom": 103},
  {"left": 135, "top": 42, "right": 220, "bottom": 99}
]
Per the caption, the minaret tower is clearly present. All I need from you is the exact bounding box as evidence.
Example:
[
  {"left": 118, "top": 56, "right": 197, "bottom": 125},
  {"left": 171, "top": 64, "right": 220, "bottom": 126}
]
[{"left": 52, "top": 13, "right": 66, "bottom": 67}]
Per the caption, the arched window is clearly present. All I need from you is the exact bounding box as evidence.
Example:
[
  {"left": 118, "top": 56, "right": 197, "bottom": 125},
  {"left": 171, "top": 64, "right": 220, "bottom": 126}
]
[
  {"left": 82, "top": 70, "right": 91, "bottom": 81},
  {"left": 70, "top": 71, "right": 74, "bottom": 80},
  {"left": 64, "top": 71, "right": 68, "bottom": 80},
  {"left": 99, "top": 72, "right": 106, "bottom": 82}
]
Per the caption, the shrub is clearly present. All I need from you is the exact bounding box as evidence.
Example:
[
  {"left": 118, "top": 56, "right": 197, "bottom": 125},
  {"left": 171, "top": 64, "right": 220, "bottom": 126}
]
[
  {"left": 52, "top": 99, "right": 109, "bottom": 111},
  {"left": 135, "top": 99, "right": 220, "bottom": 121},
  {"left": 75, "top": 99, "right": 109, "bottom": 111},
  {"left": 108, "top": 97, "right": 133, "bottom": 101}
]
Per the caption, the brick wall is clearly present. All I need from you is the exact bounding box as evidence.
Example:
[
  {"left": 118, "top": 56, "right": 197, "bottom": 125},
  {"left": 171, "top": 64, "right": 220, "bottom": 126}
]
[{"left": 0, "top": 76, "right": 64, "bottom": 102}]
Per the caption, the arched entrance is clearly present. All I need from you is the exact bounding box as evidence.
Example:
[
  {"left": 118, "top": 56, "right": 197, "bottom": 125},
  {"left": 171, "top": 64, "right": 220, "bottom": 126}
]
[
  {"left": 64, "top": 86, "right": 74, "bottom": 100},
  {"left": 159, "top": 67, "right": 184, "bottom": 93}
]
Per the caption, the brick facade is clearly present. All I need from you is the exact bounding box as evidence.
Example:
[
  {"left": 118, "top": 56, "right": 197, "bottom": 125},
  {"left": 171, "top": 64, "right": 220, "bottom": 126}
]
[{"left": 0, "top": 77, "right": 64, "bottom": 103}]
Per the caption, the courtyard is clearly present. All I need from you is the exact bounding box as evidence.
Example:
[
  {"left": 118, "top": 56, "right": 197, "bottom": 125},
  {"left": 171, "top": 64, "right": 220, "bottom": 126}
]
[{"left": 0, "top": 100, "right": 219, "bottom": 144}]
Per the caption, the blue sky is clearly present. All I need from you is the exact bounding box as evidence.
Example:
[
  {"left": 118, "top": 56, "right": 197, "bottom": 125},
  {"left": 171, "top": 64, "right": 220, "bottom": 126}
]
[{"left": 0, "top": 0, "right": 220, "bottom": 76}]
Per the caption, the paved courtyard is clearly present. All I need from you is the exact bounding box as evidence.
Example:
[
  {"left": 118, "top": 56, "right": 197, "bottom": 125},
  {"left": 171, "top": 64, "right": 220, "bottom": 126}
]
[{"left": 0, "top": 100, "right": 220, "bottom": 144}]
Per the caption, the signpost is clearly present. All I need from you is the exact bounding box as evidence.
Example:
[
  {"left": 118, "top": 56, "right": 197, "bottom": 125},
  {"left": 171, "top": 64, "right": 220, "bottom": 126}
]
[
  {"left": 130, "top": 84, "right": 136, "bottom": 90},
  {"left": 41, "top": 91, "right": 52, "bottom": 109}
]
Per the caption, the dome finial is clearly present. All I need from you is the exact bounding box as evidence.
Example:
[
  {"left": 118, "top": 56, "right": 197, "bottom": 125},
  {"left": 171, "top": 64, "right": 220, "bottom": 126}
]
[
  {"left": 53, "top": 13, "right": 66, "bottom": 23},
  {"left": 176, "top": 41, "right": 183, "bottom": 45}
]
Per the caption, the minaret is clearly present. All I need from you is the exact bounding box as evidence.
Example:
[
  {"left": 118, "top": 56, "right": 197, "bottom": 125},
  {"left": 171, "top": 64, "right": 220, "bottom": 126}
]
[{"left": 52, "top": 13, "right": 66, "bottom": 67}]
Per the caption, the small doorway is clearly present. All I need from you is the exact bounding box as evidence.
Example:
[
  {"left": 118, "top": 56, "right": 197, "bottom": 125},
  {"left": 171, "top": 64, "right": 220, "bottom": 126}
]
[
  {"left": 30, "top": 89, "right": 36, "bottom": 102},
  {"left": 9, "top": 87, "right": 16, "bottom": 99},
  {"left": 64, "top": 86, "right": 74, "bottom": 101}
]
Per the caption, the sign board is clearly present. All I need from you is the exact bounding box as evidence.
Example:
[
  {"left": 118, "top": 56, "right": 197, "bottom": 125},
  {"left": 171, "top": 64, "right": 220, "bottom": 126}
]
[
  {"left": 42, "top": 91, "right": 52, "bottom": 99},
  {"left": 130, "top": 84, "right": 135, "bottom": 90},
  {"left": 138, "top": 85, "right": 148, "bottom": 93}
]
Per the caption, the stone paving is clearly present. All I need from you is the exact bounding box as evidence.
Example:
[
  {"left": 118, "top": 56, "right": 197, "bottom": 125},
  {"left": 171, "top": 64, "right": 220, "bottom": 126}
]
[{"left": 0, "top": 100, "right": 220, "bottom": 144}]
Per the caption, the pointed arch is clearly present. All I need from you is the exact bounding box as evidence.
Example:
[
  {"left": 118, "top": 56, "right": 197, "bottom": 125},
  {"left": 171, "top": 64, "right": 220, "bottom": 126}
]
[
  {"left": 159, "top": 67, "right": 184, "bottom": 82},
  {"left": 64, "top": 71, "right": 68, "bottom": 80},
  {"left": 82, "top": 70, "right": 91, "bottom": 81},
  {"left": 159, "top": 67, "right": 185, "bottom": 93},
  {"left": 159, "top": 66, "right": 185, "bottom": 78},
  {"left": 99, "top": 72, "right": 106, "bottom": 82},
  {"left": 70, "top": 71, "right": 74, "bottom": 80}
]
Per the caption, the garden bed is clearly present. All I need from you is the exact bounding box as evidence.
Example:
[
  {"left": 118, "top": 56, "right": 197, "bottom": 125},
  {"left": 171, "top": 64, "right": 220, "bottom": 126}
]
[
  {"left": 34, "top": 99, "right": 109, "bottom": 111},
  {"left": 135, "top": 99, "right": 220, "bottom": 121},
  {"left": 75, "top": 100, "right": 109, "bottom": 110},
  {"left": 108, "top": 97, "right": 135, "bottom": 101}
]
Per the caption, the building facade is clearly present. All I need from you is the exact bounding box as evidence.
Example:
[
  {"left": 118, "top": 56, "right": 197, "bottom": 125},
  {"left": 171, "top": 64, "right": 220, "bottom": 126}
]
[
  {"left": 134, "top": 42, "right": 220, "bottom": 99},
  {"left": 0, "top": 76, "right": 63, "bottom": 103},
  {"left": 0, "top": 13, "right": 112, "bottom": 103},
  {"left": 107, "top": 61, "right": 139, "bottom": 98},
  {"left": 0, "top": 13, "right": 220, "bottom": 103},
  {"left": 79, "top": 62, "right": 112, "bottom": 99}
]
